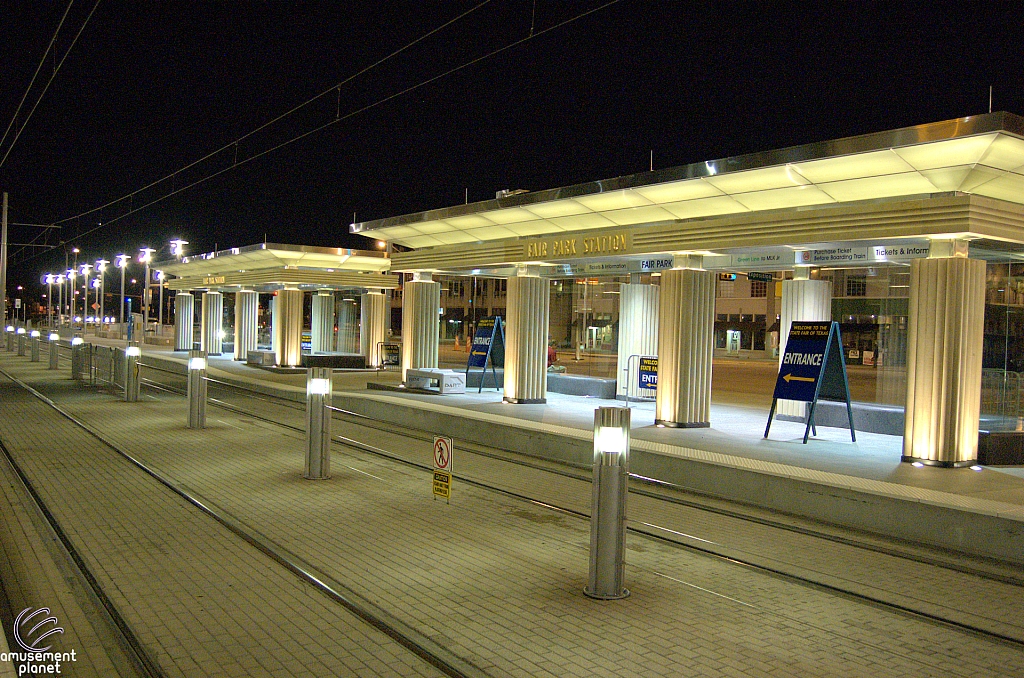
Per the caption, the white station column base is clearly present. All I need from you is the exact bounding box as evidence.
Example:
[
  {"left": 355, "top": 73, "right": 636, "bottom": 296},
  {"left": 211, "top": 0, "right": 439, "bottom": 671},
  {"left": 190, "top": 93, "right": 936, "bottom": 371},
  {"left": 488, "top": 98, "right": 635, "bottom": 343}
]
[
  {"left": 200, "top": 291, "right": 224, "bottom": 356},
  {"left": 616, "top": 280, "right": 659, "bottom": 398},
  {"left": 274, "top": 289, "right": 304, "bottom": 368},
  {"left": 174, "top": 292, "right": 194, "bottom": 351},
  {"left": 401, "top": 276, "right": 440, "bottom": 378},
  {"left": 233, "top": 290, "right": 259, "bottom": 360},
  {"left": 360, "top": 290, "right": 389, "bottom": 367},
  {"left": 504, "top": 274, "right": 549, "bottom": 404},
  {"left": 311, "top": 291, "right": 335, "bottom": 354},
  {"left": 655, "top": 260, "right": 716, "bottom": 427},
  {"left": 903, "top": 243, "right": 985, "bottom": 467},
  {"left": 777, "top": 273, "right": 831, "bottom": 419}
]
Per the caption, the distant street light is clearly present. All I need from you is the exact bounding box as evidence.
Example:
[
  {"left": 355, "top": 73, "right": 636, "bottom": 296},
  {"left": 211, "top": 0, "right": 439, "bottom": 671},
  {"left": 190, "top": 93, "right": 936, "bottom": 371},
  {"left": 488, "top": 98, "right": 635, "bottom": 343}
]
[
  {"left": 96, "top": 259, "right": 109, "bottom": 326},
  {"left": 139, "top": 247, "right": 155, "bottom": 330},
  {"left": 115, "top": 254, "right": 130, "bottom": 332}
]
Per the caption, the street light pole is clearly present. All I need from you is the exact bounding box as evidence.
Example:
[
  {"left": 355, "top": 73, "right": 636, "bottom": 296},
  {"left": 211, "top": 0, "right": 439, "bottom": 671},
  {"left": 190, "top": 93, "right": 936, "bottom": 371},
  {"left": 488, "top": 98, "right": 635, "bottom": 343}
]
[
  {"left": 139, "top": 247, "right": 154, "bottom": 332},
  {"left": 80, "top": 263, "right": 92, "bottom": 333},
  {"left": 116, "top": 254, "right": 129, "bottom": 336},
  {"left": 96, "top": 259, "right": 108, "bottom": 325}
]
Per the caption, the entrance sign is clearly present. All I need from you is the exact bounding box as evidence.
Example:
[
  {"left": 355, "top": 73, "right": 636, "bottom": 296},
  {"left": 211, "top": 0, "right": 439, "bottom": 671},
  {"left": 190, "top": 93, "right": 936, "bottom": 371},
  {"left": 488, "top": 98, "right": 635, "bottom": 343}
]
[
  {"left": 380, "top": 342, "right": 400, "bottom": 368},
  {"left": 764, "top": 321, "right": 855, "bottom": 444},
  {"left": 432, "top": 435, "right": 454, "bottom": 502},
  {"left": 466, "top": 316, "right": 504, "bottom": 392},
  {"left": 638, "top": 356, "right": 658, "bottom": 388}
]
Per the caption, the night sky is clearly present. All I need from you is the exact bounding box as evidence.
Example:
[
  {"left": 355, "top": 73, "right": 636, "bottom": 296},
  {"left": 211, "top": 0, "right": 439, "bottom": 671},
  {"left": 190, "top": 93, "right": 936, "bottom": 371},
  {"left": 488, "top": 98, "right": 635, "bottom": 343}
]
[{"left": 2, "top": 1, "right": 1024, "bottom": 291}]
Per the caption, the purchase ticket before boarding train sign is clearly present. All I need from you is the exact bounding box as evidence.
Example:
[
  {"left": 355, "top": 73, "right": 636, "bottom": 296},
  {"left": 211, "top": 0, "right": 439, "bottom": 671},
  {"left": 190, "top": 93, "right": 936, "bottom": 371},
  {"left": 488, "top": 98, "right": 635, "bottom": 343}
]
[{"left": 772, "top": 321, "right": 833, "bottom": 402}]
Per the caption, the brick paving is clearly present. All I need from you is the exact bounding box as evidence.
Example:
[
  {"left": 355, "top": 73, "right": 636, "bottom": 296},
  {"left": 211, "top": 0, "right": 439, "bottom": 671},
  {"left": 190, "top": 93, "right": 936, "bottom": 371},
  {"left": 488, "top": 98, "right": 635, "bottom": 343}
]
[{"left": 1, "top": 351, "right": 1024, "bottom": 676}]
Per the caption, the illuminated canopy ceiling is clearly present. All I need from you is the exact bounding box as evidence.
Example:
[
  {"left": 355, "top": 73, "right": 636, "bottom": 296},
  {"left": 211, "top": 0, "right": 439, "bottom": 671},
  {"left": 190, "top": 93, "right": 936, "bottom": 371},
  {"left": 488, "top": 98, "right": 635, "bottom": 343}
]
[
  {"left": 351, "top": 112, "right": 1024, "bottom": 250},
  {"left": 157, "top": 243, "right": 397, "bottom": 291}
]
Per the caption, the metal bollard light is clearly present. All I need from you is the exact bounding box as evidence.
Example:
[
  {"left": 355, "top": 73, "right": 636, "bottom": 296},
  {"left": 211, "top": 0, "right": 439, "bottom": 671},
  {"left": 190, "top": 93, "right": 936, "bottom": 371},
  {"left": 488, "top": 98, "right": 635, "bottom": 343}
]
[
  {"left": 70, "top": 337, "right": 85, "bottom": 380},
  {"left": 5, "top": 326, "right": 13, "bottom": 351},
  {"left": 585, "top": 406, "right": 631, "bottom": 600},
  {"left": 30, "top": 330, "right": 40, "bottom": 362},
  {"left": 124, "top": 343, "right": 141, "bottom": 402},
  {"left": 187, "top": 350, "right": 207, "bottom": 429},
  {"left": 16, "top": 328, "right": 26, "bottom": 356},
  {"left": 304, "top": 367, "right": 333, "bottom": 479},
  {"left": 48, "top": 333, "right": 59, "bottom": 369}
]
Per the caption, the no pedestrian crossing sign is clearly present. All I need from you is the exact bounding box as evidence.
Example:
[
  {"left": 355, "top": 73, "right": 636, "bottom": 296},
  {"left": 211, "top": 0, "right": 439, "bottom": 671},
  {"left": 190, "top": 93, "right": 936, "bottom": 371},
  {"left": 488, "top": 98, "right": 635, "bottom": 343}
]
[
  {"left": 432, "top": 435, "right": 453, "bottom": 502},
  {"left": 765, "top": 321, "right": 855, "bottom": 444}
]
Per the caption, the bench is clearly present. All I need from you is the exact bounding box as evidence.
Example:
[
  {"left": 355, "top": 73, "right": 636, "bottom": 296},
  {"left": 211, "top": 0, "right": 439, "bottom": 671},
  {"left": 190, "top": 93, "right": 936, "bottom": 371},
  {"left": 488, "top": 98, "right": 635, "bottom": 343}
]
[{"left": 405, "top": 369, "right": 467, "bottom": 394}]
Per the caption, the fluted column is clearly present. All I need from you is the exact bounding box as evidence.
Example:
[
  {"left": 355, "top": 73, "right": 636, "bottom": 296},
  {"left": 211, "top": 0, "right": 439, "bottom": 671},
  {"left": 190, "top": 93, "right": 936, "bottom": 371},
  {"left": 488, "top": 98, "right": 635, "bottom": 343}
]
[
  {"left": 401, "top": 277, "right": 440, "bottom": 377},
  {"left": 777, "top": 274, "right": 832, "bottom": 418},
  {"left": 616, "top": 280, "right": 660, "bottom": 398},
  {"left": 200, "top": 291, "right": 223, "bottom": 356},
  {"left": 174, "top": 292, "right": 194, "bottom": 351},
  {"left": 337, "top": 296, "right": 359, "bottom": 353},
  {"left": 360, "top": 289, "right": 389, "bottom": 367},
  {"left": 273, "top": 288, "right": 303, "bottom": 367},
  {"left": 233, "top": 290, "right": 259, "bottom": 360},
  {"left": 903, "top": 246, "right": 985, "bottom": 466},
  {"left": 311, "top": 290, "right": 335, "bottom": 354},
  {"left": 504, "top": 274, "right": 550, "bottom": 404},
  {"left": 655, "top": 260, "right": 716, "bottom": 427}
]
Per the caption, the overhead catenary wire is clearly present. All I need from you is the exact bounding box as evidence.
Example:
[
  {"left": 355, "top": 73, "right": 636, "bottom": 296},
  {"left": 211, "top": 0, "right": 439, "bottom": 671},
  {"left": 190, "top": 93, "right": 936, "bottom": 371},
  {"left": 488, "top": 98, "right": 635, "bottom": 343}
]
[
  {"left": 44, "top": 0, "right": 622, "bottom": 252},
  {"left": 0, "top": 0, "right": 75, "bottom": 158},
  {"left": 49, "top": 0, "right": 495, "bottom": 231},
  {"left": 0, "top": 0, "right": 102, "bottom": 170}
]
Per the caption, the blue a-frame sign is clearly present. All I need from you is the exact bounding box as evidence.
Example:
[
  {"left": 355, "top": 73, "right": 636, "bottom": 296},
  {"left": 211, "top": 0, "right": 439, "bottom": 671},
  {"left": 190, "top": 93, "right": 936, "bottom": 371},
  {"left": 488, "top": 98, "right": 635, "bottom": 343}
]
[
  {"left": 764, "top": 321, "right": 856, "bottom": 444},
  {"left": 465, "top": 316, "right": 504, "bottom": 393}
]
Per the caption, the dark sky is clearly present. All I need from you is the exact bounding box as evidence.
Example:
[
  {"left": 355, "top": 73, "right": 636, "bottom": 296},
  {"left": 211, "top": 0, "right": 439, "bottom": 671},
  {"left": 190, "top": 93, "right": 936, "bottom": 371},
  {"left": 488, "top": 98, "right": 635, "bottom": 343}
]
[{"left": 2, "top": 1, "right": 1023, "bottom": 290}]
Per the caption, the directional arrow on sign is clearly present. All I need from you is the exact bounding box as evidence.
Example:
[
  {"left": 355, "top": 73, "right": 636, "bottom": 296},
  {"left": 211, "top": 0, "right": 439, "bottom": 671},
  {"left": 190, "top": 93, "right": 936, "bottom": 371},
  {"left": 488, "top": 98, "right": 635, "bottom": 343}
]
[{"left": 783, "top": 373, "right": 815, "bottom": 383}]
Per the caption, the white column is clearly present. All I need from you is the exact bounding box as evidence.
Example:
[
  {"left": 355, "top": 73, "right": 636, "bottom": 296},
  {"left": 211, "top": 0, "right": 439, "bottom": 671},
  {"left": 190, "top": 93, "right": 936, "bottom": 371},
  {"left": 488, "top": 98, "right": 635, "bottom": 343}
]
[
  {"left": 777, "top": 271, "right": 832, "bottom": 418},
  {"left": 401, "top": 276, "right": 440, "bottom": 377},
  {"left": 655, "top": 257, "right": 716, "bottom": 427},
  {"left": 903, "top": 242, "right": 985, "bottom": 466},
  {"left": 360, "top": 289, "right": 389, "bottom": 367},
  {"left": 174, "top": 292, "right": 194, "bottom": 351},
  {"left": 337, "top": 296, "right": 359, "bottom": 353},
  {"left": 274, "top": 288, "right": 303, "bottom": 367},
  {"left": 200, "top": 291, "right": 224, "bottom": 356},
  {"left": 504, "top": 273, "right": 550, "bottom": 404},
  {"left": 616, "top": 279, "right": 659, "bottom": 398},
  {"left": 233, "top": 290, "right": 259, "bottom": 360},
  {"left": 311, "top": 290, "right": 335, "bottom": 354}
]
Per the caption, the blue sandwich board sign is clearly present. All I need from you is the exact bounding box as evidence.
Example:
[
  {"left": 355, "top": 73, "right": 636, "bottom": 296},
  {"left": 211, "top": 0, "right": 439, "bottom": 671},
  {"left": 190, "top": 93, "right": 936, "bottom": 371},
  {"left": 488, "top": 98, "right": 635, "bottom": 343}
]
[
  {"left": 466, "top": 316, "right": 504, "bottom": 392},
  {"left": 764, "top": 321, "right": 855, "bottom": 444}
]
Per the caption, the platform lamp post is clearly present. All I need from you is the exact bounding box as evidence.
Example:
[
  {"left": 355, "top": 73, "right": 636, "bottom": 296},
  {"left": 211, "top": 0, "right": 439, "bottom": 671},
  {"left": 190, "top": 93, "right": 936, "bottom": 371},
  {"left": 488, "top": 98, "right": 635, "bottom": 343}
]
[
  {"left": 585, "top": 406, "right": 631, "bottom": 600},
  {"left": 156, "top": 270, "right": 164, "bottom": 334},
  {"left": 124, "top": 342, "right": 141, "bottom": 402},
  {"left": 79, "top": 263, "right": 92, "bottom": 334},
  {"left": 54, "top": 274, "right": 63, "bottom": 327},
  {"left": 42, "top": 274, "right": 53, "bottom": 328},
  {"left": 115, "top": 254, "right": 129, "bottom": 338},
  {"left": 96, "top": 259, "right": 108, "bottom": 328},
  {"left": 139, "top": 247, "right": 155, "bottom": 333},
  {"left": 66, "top": 268, "right": 77, "bottom": 335}
]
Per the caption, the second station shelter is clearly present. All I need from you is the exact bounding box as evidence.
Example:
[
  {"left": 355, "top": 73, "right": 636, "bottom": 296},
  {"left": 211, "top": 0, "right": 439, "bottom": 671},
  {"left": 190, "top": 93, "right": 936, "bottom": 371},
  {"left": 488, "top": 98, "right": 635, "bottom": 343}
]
[{"left": 351, "top": 112, "right": 1024, "bottom": 468}]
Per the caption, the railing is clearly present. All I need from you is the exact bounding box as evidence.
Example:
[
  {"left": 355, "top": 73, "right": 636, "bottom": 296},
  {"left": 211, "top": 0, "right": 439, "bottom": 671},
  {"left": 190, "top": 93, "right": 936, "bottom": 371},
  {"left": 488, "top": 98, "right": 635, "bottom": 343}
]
[{"left": 981, "top": 369, "right": 1024, "bottom": 420}]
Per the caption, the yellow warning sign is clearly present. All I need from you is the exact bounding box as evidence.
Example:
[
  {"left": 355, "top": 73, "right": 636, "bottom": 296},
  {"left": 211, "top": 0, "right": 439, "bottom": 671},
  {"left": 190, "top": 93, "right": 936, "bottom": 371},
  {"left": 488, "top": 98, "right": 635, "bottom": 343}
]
[{"left": 432, "top": 470, "right": 451, "bottom": 501}]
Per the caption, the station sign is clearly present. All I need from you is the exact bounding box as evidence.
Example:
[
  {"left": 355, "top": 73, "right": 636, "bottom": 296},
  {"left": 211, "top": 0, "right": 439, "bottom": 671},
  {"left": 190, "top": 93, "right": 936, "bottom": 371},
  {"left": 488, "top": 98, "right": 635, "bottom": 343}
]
[
  {"left": 747, "top": 271, "right": 774, "bottom": 282},
  {"left": 795, "top": 243, "right": 931, "bottom": 265},
  {"left": 381, "top": 343, "right": 400, "bottom": 367},
  {"left": 638, "top": 356, "right": 658, "bottom": 388},
  {"left": 765, "top": 321, "right": 855, "bottom": 444}
]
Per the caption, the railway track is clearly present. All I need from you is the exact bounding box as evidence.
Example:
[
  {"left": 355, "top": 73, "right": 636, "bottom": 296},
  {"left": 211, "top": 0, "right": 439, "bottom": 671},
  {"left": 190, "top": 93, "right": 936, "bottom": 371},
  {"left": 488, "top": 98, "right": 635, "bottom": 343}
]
[{"left": 2, "top": 355, "right": 1023, "bottom": 677}]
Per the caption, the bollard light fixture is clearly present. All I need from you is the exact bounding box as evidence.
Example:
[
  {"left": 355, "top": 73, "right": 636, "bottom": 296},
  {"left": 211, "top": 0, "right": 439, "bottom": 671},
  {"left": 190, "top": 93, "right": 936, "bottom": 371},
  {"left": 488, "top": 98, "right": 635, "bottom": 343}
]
[
  {"left": 30, "top": 330, "right": 39, "bottom": 338},
  {"left": 16, "top": 327, "right": 25, "bottom": 334},
  {"left": 586, "top": 406, "right": 631, "bottom": 601},
  {"left": 48, "top": 332, "right": 59, "bottom": 341},
  {"left": 307, "top": 377, "right": 332, "bottom": 396},
  {"left": 71, "top": 337, "right": 84, "bottom": 346},
  {"left": 188, "top": 355, "right": 207, "bottom": 371},
  {"left": 126, "top": 345, "right": 142, "bottom": 357}
]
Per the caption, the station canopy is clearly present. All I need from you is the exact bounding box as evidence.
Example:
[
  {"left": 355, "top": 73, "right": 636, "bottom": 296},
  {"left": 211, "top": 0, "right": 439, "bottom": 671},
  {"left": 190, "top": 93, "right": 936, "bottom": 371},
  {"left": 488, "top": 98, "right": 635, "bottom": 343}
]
[
  {"left": 158, "top": 243, "right": 398, "bottom": 292},
  {"left": 351, "top": 112, "right": 1024, "bottom": 275}
]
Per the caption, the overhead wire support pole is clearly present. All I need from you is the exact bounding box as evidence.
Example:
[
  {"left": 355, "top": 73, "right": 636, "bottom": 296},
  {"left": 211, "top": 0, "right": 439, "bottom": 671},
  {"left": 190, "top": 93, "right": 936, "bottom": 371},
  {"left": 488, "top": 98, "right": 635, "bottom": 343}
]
[{"left": 1, "top": 193, "right": 7, "bottom": 326}]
